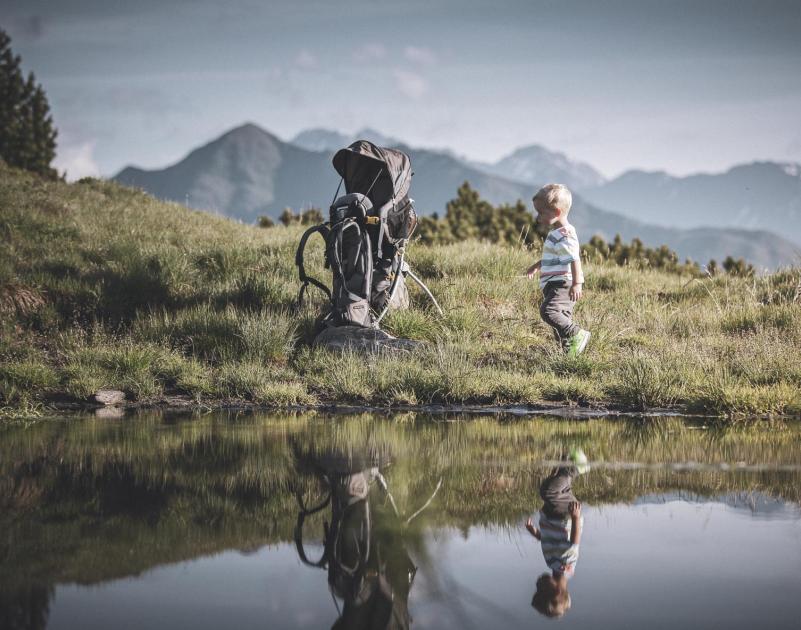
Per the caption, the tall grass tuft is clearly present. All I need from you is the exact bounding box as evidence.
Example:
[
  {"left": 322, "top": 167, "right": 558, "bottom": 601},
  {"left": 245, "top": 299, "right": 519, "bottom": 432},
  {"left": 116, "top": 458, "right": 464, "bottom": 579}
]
[
  {"left": 135, "top": 305, "right": 296, "bottom": 363},
  {"left": 607, "top": 350, "right": 685, "bottom": 410}
]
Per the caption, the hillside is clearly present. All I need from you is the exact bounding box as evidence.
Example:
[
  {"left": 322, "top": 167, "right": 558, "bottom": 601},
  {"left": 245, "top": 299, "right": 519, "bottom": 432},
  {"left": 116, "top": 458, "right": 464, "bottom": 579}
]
[
  {"left": 581, "top": 162, "right": 801, "bottom": 246},
  {"left": 2, "top": 162, "right": 801, "bottom": 417}
]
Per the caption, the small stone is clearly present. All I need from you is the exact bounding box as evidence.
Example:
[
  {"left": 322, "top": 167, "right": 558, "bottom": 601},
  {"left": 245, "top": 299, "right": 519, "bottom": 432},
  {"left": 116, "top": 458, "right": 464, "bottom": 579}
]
[
  {"left": 313, "top": 325, "right": 421, "bottom": 353},
  {"left": 95, "top": 406, "right": 125, "bottom": 419},
  {"left": 93, "top": 389, "right": 126, "bottom": 405}
]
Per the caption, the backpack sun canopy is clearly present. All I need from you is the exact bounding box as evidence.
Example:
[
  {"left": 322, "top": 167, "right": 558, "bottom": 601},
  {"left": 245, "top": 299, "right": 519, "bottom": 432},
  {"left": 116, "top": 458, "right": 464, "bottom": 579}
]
[{"left": 332, "top": 140, "right": 412, "bottom": 210}]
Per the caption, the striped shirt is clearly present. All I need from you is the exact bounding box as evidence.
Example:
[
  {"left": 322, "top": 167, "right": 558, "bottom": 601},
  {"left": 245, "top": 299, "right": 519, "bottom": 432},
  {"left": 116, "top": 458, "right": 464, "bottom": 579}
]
[
  {"left": 540, "top": 224, "right": 581, "bottom": 289},
  {"left": 539, "top": 511, "right": 582, "bottom": 578}
]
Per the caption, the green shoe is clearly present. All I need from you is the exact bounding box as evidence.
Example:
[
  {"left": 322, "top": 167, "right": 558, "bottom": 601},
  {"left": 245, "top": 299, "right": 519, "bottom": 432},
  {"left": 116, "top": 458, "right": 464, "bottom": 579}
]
[
  {"left": 569, "top": 447, "right": 590, "bottom": 474},
  {"left": 566, "top": 329, "right": 591, "bottom": 357}
]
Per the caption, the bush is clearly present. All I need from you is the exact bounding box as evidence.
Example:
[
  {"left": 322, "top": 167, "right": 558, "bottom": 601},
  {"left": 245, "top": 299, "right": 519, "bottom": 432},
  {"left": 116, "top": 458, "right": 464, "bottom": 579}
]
[
  {"left": 279, "top": 207, "right": 323, "bottom": 226},
  {"left": 583, "top": 235, "right": 701, "bottom": 276}
]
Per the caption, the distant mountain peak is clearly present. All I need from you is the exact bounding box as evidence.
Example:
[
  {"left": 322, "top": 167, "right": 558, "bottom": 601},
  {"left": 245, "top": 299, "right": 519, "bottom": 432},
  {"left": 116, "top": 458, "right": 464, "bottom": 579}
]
[
  {"left": 217, "top": 122, "right": 278, "bottom": 143},
  {"left": 471, "top": 143, "right": 606, "bottom": 190},
  {"left": 503, "top": 144, "right": 558, "bottom": 159},
  {"left": 230, "top": 121, "right": 263, "bottom": 133},
  {"left": 352, "top": 128, "right": 402, "bottom": 147},
  {"left": 291, "top": 127, "right": 404, "bottom": 153},
  {"left": 290, "top": 127, "right": 349, "bottom": 153},
  {"left": 732, "top": 161, "right": 801, "bottom": 180}
]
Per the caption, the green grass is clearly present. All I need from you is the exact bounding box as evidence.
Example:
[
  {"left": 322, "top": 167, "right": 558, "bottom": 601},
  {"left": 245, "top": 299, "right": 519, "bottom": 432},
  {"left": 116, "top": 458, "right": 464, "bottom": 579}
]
[{"left": 2, "top": 162, "right": 801, "bottom": 417}]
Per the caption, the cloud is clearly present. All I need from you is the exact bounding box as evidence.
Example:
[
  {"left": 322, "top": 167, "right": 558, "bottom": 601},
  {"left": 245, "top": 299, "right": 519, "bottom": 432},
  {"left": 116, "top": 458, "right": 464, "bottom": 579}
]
[
  {"left": 5, "top": 15, "right": 45, "bottom": 41},
  {"left": 54, "top": 141, "right": 101, "bottom": 181},
  {"left": 106, "top": 86, "right": 177, "bottom": 113},
  {"left": 352, "top": 43, "right": 386, "bottom": 63},
  {"left": 403, "top": 46, "right": 436, "bottom": 65},
  {"left": 393, "top": 70, "right": 428, "bottom": 100},
  {"left": 294, "top": 49, "right": 318, "bottom": 70}
]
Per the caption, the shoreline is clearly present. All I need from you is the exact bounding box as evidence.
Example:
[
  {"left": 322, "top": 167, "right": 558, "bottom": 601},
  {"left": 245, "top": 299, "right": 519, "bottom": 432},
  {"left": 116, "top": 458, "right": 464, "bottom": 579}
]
[{"left": 7, "top": 393, "right": 790, "bottom": 421}]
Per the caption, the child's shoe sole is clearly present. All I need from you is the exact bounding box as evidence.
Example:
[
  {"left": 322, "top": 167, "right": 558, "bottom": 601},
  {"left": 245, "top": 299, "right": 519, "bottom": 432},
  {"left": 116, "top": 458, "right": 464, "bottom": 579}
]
[{"left": 576, "top": 330, "right": 590, "bottom": 354}]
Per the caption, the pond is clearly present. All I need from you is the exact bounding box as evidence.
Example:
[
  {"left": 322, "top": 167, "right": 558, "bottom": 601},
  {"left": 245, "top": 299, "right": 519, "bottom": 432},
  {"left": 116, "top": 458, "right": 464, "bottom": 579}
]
[{"left": 2, "top": 411, "right": 800, "bottom": 629}]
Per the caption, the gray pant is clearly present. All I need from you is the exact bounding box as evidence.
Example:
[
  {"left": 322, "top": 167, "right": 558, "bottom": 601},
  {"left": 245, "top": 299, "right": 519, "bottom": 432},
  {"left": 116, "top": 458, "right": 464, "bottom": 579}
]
[
  {"left": 539, "top": 468, "right": 576, "bottom": 519},
  {"left": 540, "top": 281, "right": 579, "bottom": 342}
]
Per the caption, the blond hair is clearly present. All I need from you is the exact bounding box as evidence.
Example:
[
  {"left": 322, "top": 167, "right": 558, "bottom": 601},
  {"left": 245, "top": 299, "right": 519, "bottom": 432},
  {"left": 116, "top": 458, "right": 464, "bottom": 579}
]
[
  {"left": 533, "top": 183, "right": 573, "bottom": 214},
  {"left": 532, "top": 573, "right": 572, "bottom": 618}
]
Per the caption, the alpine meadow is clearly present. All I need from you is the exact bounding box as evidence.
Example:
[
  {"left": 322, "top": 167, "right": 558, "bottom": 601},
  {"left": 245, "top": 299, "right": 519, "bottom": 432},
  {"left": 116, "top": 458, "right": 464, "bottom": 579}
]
[{"left": 2, "top": 162, "right": 800, "bottom": 420}]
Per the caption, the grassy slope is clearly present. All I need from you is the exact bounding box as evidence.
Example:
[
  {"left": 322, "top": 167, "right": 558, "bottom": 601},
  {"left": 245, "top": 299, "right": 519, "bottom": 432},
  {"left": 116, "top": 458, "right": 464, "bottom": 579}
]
[{"left": 2, "top": 163, "right": 801, "bottom": 416}]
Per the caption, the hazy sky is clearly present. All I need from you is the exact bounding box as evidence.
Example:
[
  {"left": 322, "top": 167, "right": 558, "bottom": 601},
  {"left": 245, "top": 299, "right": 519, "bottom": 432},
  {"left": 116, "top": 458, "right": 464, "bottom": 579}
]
[{"left": 3, "top": 0, "right": 800, "bottom": 180}]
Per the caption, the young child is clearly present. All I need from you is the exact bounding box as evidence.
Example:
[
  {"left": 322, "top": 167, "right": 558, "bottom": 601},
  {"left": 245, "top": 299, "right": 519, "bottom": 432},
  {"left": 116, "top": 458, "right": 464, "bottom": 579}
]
[
  {"left": 526, "top": 183, "right": 590, "bottom": 356},
  {"left": 525, "top": 462, "right": 584, "bottom": 618}
]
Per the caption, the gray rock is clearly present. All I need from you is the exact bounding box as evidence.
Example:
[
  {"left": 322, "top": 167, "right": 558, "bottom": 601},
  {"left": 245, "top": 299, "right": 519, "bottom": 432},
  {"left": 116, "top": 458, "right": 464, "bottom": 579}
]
[
  {"left": 93, "top": 389, "right": 126, "bottom": 405},
  {"left": 95, "top": 406, "right": 125, "bottom": 419},
  {"left": 314, "top": 325, "right": 421, "bottom": 353}
]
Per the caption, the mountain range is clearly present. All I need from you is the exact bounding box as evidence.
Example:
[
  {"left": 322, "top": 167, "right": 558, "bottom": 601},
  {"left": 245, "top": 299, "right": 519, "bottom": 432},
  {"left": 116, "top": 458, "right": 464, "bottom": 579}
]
[
  {"left": 579, "top": 163, "right": 801, "bottom": 245},
  {"left": 291, "top": 128, "right": 605, "bottom": 192},
  {"left": 113, "top": 123, "right": 800, "bottom": 269}
]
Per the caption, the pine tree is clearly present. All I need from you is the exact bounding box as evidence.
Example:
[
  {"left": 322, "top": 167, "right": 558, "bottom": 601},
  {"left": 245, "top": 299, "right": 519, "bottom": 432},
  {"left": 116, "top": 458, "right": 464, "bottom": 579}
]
[
  {"left": 0, "top": 29, "right": 58, "bottom": 178},
  {"left": 30, "top": 80, "right": 57, "bottom": 175},
  {"left": 445, "top": 182, "right": 492, "bottom": 241},
  {"left": 279, "top": 207, "right": 297, "bottom": 226}
]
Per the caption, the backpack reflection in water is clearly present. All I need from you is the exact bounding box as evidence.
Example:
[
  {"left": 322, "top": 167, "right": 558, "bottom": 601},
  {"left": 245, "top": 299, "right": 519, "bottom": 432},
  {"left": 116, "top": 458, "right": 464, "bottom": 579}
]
[
  {"left": 292, "top": 448, "right": 415, "bottom": 630},
  {"left": 524, "top": 460, "right": 585, "bottom": 618}
]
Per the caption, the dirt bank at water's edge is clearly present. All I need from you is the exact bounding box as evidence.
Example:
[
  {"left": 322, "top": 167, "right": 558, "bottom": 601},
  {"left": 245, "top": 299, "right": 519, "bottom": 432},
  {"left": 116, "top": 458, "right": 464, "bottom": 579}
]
[{"left": 33, "top": 393, "right": 762, "bottom": 420}]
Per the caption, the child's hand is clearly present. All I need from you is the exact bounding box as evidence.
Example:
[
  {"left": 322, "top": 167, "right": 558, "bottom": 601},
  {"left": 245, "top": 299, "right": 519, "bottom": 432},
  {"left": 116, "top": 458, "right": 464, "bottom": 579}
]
[
  {"left": 525, "top": 517, "right": 541, "bottom": 539},
  {"left": 526, "top": 264, "right": 539, "bottom": 279},
  {"left": 569, "top": 501, "right": 582, "bottom": 519},
  {"left": 569, "top": 283, "right": 583, "bottom": 301}
]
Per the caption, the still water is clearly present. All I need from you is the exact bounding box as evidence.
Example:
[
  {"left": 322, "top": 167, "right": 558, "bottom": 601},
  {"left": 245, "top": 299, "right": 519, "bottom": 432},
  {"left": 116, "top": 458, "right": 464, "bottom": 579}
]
[{"left": 2, "top": 412, "right": 800, "bottom": 629}]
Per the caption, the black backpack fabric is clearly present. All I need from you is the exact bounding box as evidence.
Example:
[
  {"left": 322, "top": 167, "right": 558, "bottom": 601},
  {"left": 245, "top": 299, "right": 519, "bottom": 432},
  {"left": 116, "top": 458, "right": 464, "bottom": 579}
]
[{"left": 296, "top": 141, "right": 417, "bottom": 328}]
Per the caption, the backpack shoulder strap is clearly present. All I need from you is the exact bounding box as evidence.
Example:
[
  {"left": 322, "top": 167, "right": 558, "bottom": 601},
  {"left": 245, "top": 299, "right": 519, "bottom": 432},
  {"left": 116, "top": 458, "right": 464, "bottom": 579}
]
[{"left": 296, "top": 224, "right": 331, "bottom": 307}]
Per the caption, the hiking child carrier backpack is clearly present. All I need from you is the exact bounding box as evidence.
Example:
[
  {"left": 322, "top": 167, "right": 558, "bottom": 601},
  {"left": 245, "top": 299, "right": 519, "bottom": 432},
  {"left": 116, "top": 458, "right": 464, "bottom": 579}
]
[{"left": 296, "top": 140, "right": 441, "bottom": 328}]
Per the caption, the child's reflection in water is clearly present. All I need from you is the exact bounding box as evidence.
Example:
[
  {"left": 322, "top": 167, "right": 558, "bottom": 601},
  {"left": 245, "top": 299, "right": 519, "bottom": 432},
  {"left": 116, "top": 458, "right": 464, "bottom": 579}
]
[{"left": 524, "top": 456, "right": 585, "bottom": 618}]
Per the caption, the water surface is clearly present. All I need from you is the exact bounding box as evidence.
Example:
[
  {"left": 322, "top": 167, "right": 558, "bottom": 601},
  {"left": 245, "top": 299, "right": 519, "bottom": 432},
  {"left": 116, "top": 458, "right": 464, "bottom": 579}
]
[{"left": 2, "top": 412, "right": 800, "bottom": 629}]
